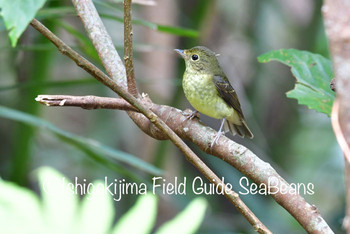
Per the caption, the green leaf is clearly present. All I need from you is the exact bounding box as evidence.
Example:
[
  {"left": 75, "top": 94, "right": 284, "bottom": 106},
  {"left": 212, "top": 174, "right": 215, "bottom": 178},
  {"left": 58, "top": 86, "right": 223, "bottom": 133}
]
[
  {"left": 36, "top": 167, "right": 79, "bottom": 233},
  {"left": 55, "top": 20, "right": 100, "bottom": 61},
  {"left": 0, "top": 79, "right": 98, "bottom": 92},
  {"left": 0, "top": 105, "right": 163, "bottom": 176},
  {"left": 258, "top": 49, "right": 334, "bottom": 116},
  {"left": 156, "top": 24, "right": 199, "bottom": 38},
  {"left": 37, "top": 6, "right": 76, "bottom": 18},
  {"left": 0, "top": 167, "right": 117, "bottom": 233},
  {"left": 0, "top": 178, "right": 45, "bottom": 233},
  {"left": 77, "top": 180, "right": 114, "bottom": 234},
  {"left": 0, "top": 0, "right": 47, "bottom": 47},
  {"left": 100, "top": 13, "right": 199, "bottom": 38},
  {"left": 155, "top": 197, "right": 208, "bottom": 234},
  {"left": 112, "top": 194, "right": 157, "bottom": 234}
]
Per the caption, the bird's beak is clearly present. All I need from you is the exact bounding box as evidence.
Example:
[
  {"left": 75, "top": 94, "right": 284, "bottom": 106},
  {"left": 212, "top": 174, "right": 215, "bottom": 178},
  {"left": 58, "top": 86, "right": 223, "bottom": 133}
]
[{"left": 174, "top": 49, "right": 185, "bottom": 58}]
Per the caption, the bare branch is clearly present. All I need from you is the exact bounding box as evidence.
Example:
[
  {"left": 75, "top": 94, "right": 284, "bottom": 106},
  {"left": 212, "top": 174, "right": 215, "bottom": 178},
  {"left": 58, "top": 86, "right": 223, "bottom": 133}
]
[
  {"left": 72, "top": 0, "right": 126, "bottom": 87},
  {"left": 35, "top": 95, "right": 138, "bottom": 111},
  {"left": 123, "top": 0, "right": 138, "bottom": 96}
]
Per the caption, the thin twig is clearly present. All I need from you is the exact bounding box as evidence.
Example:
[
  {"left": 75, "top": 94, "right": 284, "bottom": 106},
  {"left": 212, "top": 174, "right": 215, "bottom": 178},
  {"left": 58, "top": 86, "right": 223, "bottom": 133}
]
[
  {"left": 35, "top": 95, "right": 138, "bottom": 111},
  {"left": 30, "top": 19, "right": 121, "bottom": 95},
  {"left": 123, "top": 0, "right": 138, "bottom": 96}
]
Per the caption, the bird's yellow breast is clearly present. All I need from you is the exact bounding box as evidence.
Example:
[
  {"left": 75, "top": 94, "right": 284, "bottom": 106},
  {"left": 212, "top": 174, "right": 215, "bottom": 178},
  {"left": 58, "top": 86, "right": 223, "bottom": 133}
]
[{"left": 182, "top": 71, "right": 240, "bottom": 124}]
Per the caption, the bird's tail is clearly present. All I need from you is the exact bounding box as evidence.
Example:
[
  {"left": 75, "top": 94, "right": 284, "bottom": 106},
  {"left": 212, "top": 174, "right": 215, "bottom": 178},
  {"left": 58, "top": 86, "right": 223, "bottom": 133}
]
[{"left": 224, "top": 119, "right": 254, "bottom": 139}]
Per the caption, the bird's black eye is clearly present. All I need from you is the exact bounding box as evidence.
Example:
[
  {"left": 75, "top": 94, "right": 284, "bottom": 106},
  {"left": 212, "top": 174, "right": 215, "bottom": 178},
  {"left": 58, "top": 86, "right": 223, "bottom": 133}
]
[{"left": 191, "top": 54, "right": 199, "bottom": 61}]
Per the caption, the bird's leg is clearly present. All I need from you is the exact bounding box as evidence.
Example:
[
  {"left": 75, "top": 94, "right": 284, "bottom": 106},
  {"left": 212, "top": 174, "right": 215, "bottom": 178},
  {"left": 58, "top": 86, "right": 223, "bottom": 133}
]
[
  {"left": 211, "top": 118, "right": 226, "bottom": 148},
  {"left": 182, "top": 109, "right": 199, "bottom": 121}
]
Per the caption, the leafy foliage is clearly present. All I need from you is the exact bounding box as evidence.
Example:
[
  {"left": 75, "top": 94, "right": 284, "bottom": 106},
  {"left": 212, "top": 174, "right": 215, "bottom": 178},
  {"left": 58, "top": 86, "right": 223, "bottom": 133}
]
[
  {"left": 258, "top": 49, "right": 334, "bottom": 116},
  {"left": 0, "top": 167, "right": 207, "bottom": 234},
  {"left": 112, "top": 193, "right": 157, "bottom": 234},
  {"left": 101, "top": 13, "right": 199, "bottom": 38},
  {"left": 154, "top": 197, "right": 208, "bottom": 234},
  {"left": 0, "top": 2, "right": 198, "bottom": 49},
  {"left": 0, "top": 105, "right": 162, "bottom": 177},
  {"left": 0, "top": 0, "right": 47, "bottom": 46}
]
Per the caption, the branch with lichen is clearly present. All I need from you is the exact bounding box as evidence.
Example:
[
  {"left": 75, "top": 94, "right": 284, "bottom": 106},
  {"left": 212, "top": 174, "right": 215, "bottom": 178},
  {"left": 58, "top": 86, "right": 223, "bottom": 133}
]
[{"left": 29, "top": 0, "right": 333, "bottom": 232}]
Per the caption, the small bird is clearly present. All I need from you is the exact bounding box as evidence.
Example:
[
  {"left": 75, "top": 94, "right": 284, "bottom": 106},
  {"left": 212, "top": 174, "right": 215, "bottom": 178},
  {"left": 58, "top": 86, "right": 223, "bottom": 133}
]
[{"left": 175, "top": 46, "right": 253, "bottom": 147}]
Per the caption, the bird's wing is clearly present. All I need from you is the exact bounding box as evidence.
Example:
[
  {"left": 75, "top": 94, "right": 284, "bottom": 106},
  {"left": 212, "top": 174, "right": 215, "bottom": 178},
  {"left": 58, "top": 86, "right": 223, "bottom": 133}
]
[{"left": 213, "top": 75, "right": 244, "bottom": 117}]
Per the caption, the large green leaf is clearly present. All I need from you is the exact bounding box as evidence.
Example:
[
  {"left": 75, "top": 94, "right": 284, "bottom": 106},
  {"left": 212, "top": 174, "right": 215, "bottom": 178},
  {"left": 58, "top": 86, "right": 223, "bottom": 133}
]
[
  {"left": 1, "top": 167, "right": 206, "bottom": 234},
  {"left": 77, "top": 179, "right": 114, "bottom": 234},
  {"left": 112, "top": 194, "right": 157, "bottom": 234},
  {"left": 0, "top": 0, "right": 47, "bottom": 46},
  {"left": 0, "top": 105, "right": 162, "bottom": 176},
  {"left": 258, "top": 49, "right": 334, "bottom": 116},
  {"left": 0, "top": 167, "right": 115, "bottom": 233},
  {"left": 0, "top": 178, "right": 44, "bottom": 233},
  {"left": 155, "top": 197, "right": 208, "bottom": 234},
  {"left": 37, "top": 167, "right": 79, "bottom": 233}
]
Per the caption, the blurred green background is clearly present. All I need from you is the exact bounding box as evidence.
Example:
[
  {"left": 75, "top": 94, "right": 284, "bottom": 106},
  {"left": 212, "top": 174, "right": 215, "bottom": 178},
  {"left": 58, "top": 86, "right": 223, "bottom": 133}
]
[{"left": 0, "top": 0, "right": 344, "bottom": 233}]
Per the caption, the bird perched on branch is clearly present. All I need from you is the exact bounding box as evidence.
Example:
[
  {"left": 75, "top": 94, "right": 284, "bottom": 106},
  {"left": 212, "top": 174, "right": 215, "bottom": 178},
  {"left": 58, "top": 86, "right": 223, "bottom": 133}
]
[{"left": 175, "top": 46, "right": 253, "bottom": 147}]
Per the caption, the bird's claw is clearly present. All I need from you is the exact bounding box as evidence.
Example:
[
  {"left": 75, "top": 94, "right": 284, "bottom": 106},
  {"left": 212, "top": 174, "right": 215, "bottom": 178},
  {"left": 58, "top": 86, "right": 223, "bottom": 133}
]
[
  {"left": 210, "top": 132, "right": 221, "bottom": 148},
  {"left": 182, "top": 110, "right": 199, "bottom": 121}
]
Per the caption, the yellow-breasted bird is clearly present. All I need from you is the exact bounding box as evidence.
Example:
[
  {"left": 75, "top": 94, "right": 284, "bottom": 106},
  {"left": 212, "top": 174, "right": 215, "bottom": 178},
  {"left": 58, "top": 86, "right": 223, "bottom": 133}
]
[{"left": 175, "top": 46, "right": 253, "bottom": 147}]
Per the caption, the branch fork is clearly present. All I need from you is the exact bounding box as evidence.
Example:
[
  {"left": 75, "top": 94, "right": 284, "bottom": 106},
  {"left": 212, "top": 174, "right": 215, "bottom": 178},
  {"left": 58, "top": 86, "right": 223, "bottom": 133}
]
[{"left": 28, "top": 0, "right": 335, "bottom": 233}]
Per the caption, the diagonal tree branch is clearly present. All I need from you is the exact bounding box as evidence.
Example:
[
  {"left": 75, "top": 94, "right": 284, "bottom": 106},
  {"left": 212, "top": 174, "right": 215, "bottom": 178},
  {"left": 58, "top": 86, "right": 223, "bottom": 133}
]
[
  {"left": 46, "top": 1, "right": 272, "bottom": 232},
  {"left": 36, "top": 92, "right": 334, "bottom": 233},
  {"left": 71, "top": 0, "right": 270, "bottom": 231},
  {"left": 71, "top": 0, "right": 167, "bottom": 140},
  {"left": 72, "top": 0, "right": 127, "bottom": 87},
  {"left": 31, "top": 19, "right": 270, "bottom": 233},
  {"left": 30, "top": 0, "right": 334, "bottom": 232}
]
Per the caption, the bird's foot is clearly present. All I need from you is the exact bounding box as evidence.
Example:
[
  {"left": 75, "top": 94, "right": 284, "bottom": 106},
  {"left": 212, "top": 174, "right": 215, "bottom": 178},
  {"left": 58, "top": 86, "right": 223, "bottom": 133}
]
[
  {"left": 210, "top": 130, "right": 225, "bottom": 148},
  {"left": 210, "top": 118, "right": 227, "bottom": 148},
  {"left": 182, "top": 109, "right": 199, "bottom": 121}
]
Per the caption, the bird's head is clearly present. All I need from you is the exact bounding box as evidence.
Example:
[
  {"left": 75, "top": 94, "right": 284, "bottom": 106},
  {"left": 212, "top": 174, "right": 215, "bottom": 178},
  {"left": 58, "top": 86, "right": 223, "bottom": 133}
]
[{"left": 175, "top": 46, "right": 221, "bottom": 74}]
